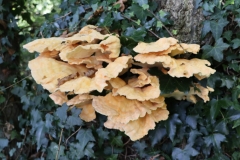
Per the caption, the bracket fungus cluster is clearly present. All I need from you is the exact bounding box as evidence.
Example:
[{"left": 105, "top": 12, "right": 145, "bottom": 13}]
[{"left": 24, "top": 25, "right": 216, "bottom": 141}]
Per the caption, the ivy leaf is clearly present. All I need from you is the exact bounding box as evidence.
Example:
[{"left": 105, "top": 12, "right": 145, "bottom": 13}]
[
  {"left": 232, "top": 38, "right": 240, "bottom": 49},
  {"left": 0, "top": 139, "right": 8, "bottom": 151},
  {"left": 133, "top": 0, "right": 148, "bottom": 6},
  {"left": 234, "top": 18, "right": 240, "bottom": 26},
  {"left": 67, "top": 143, "right": 84, "bottom": 159},
  {"left": 201, "top": 20, "right": 211, "bottom": 38},
  {"left": 124, "top": 27, "right": 146, "bottom": 42},
  {"left": 233, "top": 119, "right": 240, "bottom": 129},
  {"left": 96, "top": 127, "right": 109, "bottom": 140},
  {"left": 214, "top": 121, "right": 229, "bottom": 135},
  {"left": 187, "top": 130, "right": 202, "bottom": 144},
  {"left": 55, "top": 104, "right": 68, "bottom": 123},
  {"left": 172, "top": 144, "right": 199, "bottom": 160},
  {"left": 132, "top": 141, "right": 148, "bottom": 158},
  {"left": 203, "top": 2, "right": 215, "bottom": 12},
  {"left": 149, "top": 127, "right": 167, "bottom": 147},
  {"left": 76, "top": 129, "right": 95, "bottom": 150},
  {"left": 227, "top": 109, "right": 240, "bottom": 121},
  {"left": 166, "top": 114, "right": 182, "bottom": 141},
  {"left": 0, "top": 95, "right": 5, "bottom": 104},
  {"left": 98, "top": 12, "right": 113, "bottom": 27},
  {"left": 221, "top": 76, "right": 234, "bottom": 89},
  {"left": 36, "top": 123, "right": 48, "bottom": 151},
  {"left": 113, "top": 11, "right": 123, "bottom": 21},
  {"left": 202, "top": 38, "right": 229, "bottom": 62},
  {"left": 186, "top": 115, "right": 198, "bottom": 129},
  {"left": 144, "top": 18, "right": 155, "bottom": 29},
  {"left": 31, "top": 109, "right": 42, "bottom": 126},
  {"left": 47, "top": 142, "right": 65, "bottom": 159},
  {"left": 130, "top": 4, "right": 149, "bottom": 22},
  {"left": 210, "top": 18, "right": 228, "bottom": 40},
  {"left": 204, "top": 133, "right": 226, "bottom": 149},
  {"left": 71, "top": 107, "right": 81, "bottom": 117},
  {"left": 223, "top": 31, "right": 232, "bottom": 42},
  {"left": 66, "top": 116, "right": 83, "bottom": 127},
  {"left": 210, "top": 99, "right": 223, "bottom": 119},
  {"left": 84, "top": 142, "right": 95, "bottom": 157},
  {"left": 232, "top": 152, "right": 240, "bottom": 160},
  {"left": 148, "top": 67, "right": 192, "bottom": 94},
  {"left": 45, "top": 113, "right": 53, "bottom": 129},
  {"left": 110, "top": 135, "right": 123, "bottom": 147}
]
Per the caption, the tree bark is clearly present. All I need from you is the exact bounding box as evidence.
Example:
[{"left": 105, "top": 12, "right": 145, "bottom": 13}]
[{"left": 158, "top": 0, "right": 204, "bottom": 44}]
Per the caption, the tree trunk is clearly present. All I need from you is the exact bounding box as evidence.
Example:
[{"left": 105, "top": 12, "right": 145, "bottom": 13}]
[{"left": 158, "top": 0, "right": 204, "bottom": 44}]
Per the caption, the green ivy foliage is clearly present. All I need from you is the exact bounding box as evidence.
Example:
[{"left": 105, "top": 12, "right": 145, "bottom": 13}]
[{"left": 1, "top": 0, "right": 240, "bottom": 159}]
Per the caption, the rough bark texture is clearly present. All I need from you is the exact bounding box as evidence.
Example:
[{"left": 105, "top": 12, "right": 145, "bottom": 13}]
[{"left": 158, "top": 0, "right": 204, "bottom": 44}]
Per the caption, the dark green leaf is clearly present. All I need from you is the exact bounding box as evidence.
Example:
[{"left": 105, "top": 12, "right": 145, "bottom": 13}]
[
  {"left": 223, "top": 31, "right": 232, "bottom": 41},
  {"left": 124, "top": 27, "right": 146, "bottom": 42},
  {"left": 0, "top": 95, "right": 5, "bottom": 104},
  {"left": 71, "top": 107, "right": 81, "bottom": 117},
  {"left": 201, "top": 20, "right": 211, "bottom": 38},
  {"left": 207, "top": 72, "right": 222, "bottom": 88},
  {"left": 55, "top": 104, "right": 68, "bottom": 123},
  {"left": 0, "top": 138, "right": 8, "bottom": 151},
  {"left": 227, "top": 109, "right": 240, "bottom": 121},
  {"left": 130, "top": 4, "right": 149, "bottom": 22},
  {"left": 67, "top": 143, "right": 84, "bottom": 159},
  {"left": 132, "top": 141, "right": 147, "bottom": 158},
  {"left": 144, "top": 18, "right": 155, "bottom": 29},
  {"left": 221, "top": 75, "right": 234, "bottom": 89},
  {"left": 84, "top": 142, "right": 95, "bottom": 157},
  {"left": 214, "top": 121, "right": 229, "bottom": 135},
  {"left": 203, "top": 2, "right": 215, "bottom": 12},
  {"left": 66, "top": 116, "right": 82, "bottom": 127},
  {"left": 45, "top": 113, "right": 53, "bottom": 129},
  {"left": 234, "top": 18, "right": 240, "bottom": 26},
  {"left": 186, "top": 115, "right": 198, "bottom": 129},
  {"left": 96, "top": 127, "right": 109, "bottom": 140},
  {"left": 172, "top": 144, "right": 199, "bottom": 160},
  {"left": 208, "top": 153, "right": 230, "bottom": 160},
  {"left": 210, "top": 99, "right": 225, "bottom": 119},
  {"left": 113, "top": 11, "right": 123, "bottom": 21},
  {"left": 149, "top": 127, "right": 167, "bottom": 147},
  {"left": 133, "top": 0, "right": 148, "bottom": 6},
  {"left": 202, "top": 38, "right": 229, "bottom": 62},
  {"left": 210, "top": 18, "right": 228, "bottom": 40},
  {"left": 148, "top": 67, "right": 192, "bottom": 94},
  {"left": 233, "top": 119, "right": 240, "bottom": 128},
  {"left": 166, "top": 114, "right": 182, "bottom": 141},
  {"left": 36, "top": 124, "right": 48, "bottom": 151},
  {"left": 232, "top": 38, "right": 240, "bottom": 49},
  {"left": 232, "top": 152, "right": 240, "bottom": 160},
  {"left": 76, "top": 129, "right": 95, "bottom": 149},
  {"left": 98, "top": 13, "right": 113, "bottom": 27},
  {"left": 110, "top": 135, "right": 123, "bottom": 147},
  {"left": 204, "top": 133, "right": 226, "bottom": 149},
  {"left": 187, "top": 130, "right": 202, "bottom": 144},
  {"left": 47, "top": 142, "right": 65, "bottom": 159}
]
